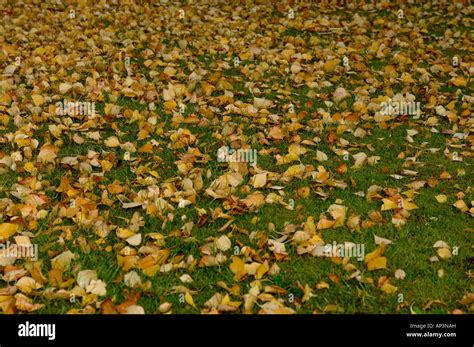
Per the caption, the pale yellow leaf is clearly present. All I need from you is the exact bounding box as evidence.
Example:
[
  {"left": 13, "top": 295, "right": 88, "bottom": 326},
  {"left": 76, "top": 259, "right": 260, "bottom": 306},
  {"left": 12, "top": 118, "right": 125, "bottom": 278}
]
[
  {"left": 252, "top": 173, "right": 267, "bottom": 188},
  {"left": 104, "top": 136, "right": 120, "bottom": 147},
  {"left": 31, "top": 94, "right": 44, "bottom": 106}
]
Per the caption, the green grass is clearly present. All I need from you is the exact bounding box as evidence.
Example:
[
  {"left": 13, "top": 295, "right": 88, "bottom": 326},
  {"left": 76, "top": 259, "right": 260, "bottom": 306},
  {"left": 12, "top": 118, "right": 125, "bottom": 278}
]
[{"left": 7, "top": 106, "right": 468, "bottom": 314}]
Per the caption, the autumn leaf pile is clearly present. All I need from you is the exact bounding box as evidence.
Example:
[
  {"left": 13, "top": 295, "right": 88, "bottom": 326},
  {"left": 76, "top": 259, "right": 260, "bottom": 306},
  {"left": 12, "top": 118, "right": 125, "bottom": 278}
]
[{"left": 0, "top": 1, "right": 473, "bottom": 314}]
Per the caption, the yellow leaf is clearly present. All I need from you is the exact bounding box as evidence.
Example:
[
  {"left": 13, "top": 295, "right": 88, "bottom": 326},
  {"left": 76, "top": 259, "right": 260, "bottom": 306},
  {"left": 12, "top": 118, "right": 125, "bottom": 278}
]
[
  {"left": 364, "top": 244, "right": 385, "bottom": 264},
  {"left": 252, "top": 173, "right": 267, "bottom": 188},
  {"left": 185, "top": 291, "right": 196, "bottom": 309},
  {"left": 253, "top": 97, "right": 273, "bottom": 109},
  {"left": 437, "top": 248, "right": 452, "bottom": 260},
  {"left": 259, "top": 300, "right": 296, "bottom": 314},
  {"left": 327, "top": 204, "right": 347, "bottom": 225},
  {"left": 215, "top": 235, "right": 231, "bottom": 252},
  {"left": 297, "top": 186, "right": 310, "bottom": 198},
  {"left": 323, "top": 304, "right": 340, "bottom": 313},
  {"left": 367, "top": 256, "right": 387, "bottom": 271},
  {"left": 401, "top": 73, "right": 415, "bottom": 83},
  {"left": 159, "top": 302, "right": 172, "bottom": 313},
  {"left": 23, "top": 162, "right": 34, "bottom": 173},
  {"left": 453, "top": 200, "right": 468, "bottom": 212},
  {"left": 288, "top": 143, "right": 308, "bottom": 156},
  {"left": 317, "top": 218, "right": 335, "bottom": 230},
  {"left": 315, "top": 150, "right": 328, "bottom": 162},
  {"left": 37, "top": 144, "right": 58, "bottom": 163},
  {"left": 323, "top": 59, "right": 339, "bottom": 72},
  {"left": 255, "top": 261, "right": 269, "bottom": 280},
  {"left": 101, "top": 160, "right": 113, "bottom": 172},
  {"left": 229, "top": 256, "right": 246, "bottom": 281},
  {"left": 316, "top": 281, "right": 330, "bottom": 290},
  {"left": 302, "top": 283, "right": 313, "bottom": 302},
  {"left": 380, "top": 283, "right": 398, "bottom": 294},
  {"left": 17, "top": 276, "right": 42, "bottom": 294},
  {"left": 116, "top": 228, "right": 136, "bottom": 239},
  {"left": 14, "top": 293, "right": 44, "bottom": 312},
  {"left": 104, "top": 136, "right": 120, "bottom": 147},
  {"left": 304, "top": 216, "right": 316, "bottom": 234},
  {"left": 402, "top": 199, "right": 418, "bottom": 210},
  {"left": 59, "top": 83, "right": 72, "bottom": 94},
  {"left": 138, "top": 143, "right": 153, "bottom": 153},
  {"left": 164, "top": 100, "right": 177, "bottom": 110},
  {"left": 51, "top": 250, "right": 75, "bottom": 271},
  {"left": 450, "top": 76, "right": 467, "bottom": 87},
  {"left": 435, "top": 194, "right": 447, "bottom": 203},
  {"left": 0, "top": 223, "right": 18, "bottom": 240},
  {"left": 381, "top": 198, "right": 398, "bottom": 211},
  {"left": 315, "top": 169, "right": 330, "bottom": 183},
  {"left": 202, "top": 82, "right": 214, "bottom": 96},
  {"left": 244, "top": 262, "right": 260, "bottom": 276},
  {"left": 31, "top": 94, "right": 44, "bottom": 106},
  {"left": 163, "top": 67, "right": 176, "bottom": 77},
  {"left": 284, "top": 165, "right": 303, "bottom": 177}
]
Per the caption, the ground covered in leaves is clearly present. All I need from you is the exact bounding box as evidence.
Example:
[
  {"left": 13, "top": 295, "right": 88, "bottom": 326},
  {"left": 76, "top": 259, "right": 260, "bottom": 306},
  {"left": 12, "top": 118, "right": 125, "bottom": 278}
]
[{"left": 0, "top": 1, "right": 473, "bottom": 314}]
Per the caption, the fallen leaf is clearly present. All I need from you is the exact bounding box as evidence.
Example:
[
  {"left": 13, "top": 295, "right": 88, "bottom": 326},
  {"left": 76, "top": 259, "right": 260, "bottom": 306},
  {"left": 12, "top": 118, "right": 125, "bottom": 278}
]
[
  {"left": 367, "top": 256, "right": 387, "bottom": 271},
  {"left": 31, "top": 94, "right": 44, "bottom": 106},
  {"left": 395, "top": 269, "right": 406, "bottom": 280},
  {"left": 216, "top": 235, "right": 231, "bottom": 252},
  {"left": 437, "top": 248, "right": 452, "bottom": 260},
  {"left": 0, "top": 223, "right": 18, "bottom": 240},
  {"left": 252, "top": 173, "right": 267, "bottom": 188},
  {"left": 185, "top": 291, "right": 196, "bottom": 309},
  {"left": 37, "top": 144, "right": 58, "bottom": 163},
  {"left": 453, "top": 200, "right": 468, "bottom": 212}
]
